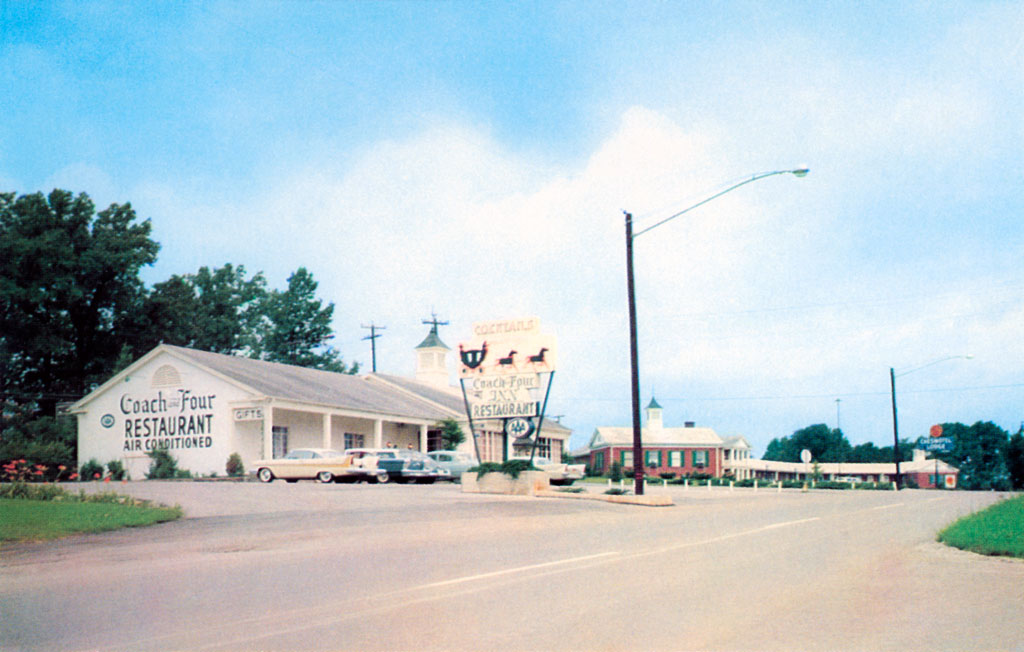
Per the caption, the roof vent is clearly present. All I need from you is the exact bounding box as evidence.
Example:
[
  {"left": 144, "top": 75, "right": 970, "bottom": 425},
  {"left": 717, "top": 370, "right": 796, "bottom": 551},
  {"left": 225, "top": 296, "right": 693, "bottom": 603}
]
[
  {"left": 151, "top": 364, "right": 182, "bottom": 388},
  {"left": 684, "top": 421, "right": 695, "bottom": 428}
]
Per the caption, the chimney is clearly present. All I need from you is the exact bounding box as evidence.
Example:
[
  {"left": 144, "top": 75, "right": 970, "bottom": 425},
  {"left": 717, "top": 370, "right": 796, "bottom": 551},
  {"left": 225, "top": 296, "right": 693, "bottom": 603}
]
[{"left": 684, "top": 421, "right": 695, "bottom": 428}]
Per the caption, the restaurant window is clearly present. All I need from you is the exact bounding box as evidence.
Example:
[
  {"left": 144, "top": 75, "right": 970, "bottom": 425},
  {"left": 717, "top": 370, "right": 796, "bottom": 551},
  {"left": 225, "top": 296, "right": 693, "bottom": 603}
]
[
  {"left": 645, "top": 450, "right": 661, "bottom": 468},
  {"left": 534, "top": 437, "right": 552, "bottom": 459},
  {"left": 668, "top": 451, "right": 683, "bottom": 467},
  {"left": 594, "top": 451, "right": 605, "bottom": 472},
  {"left": 344, "top": 433, "right": 364, "bottom": 450},
  {"left": 272, "top": 426, "right": 289, "bottom": 459},
  {"left": 693, "top": 450, "right": 708, "bottom": 467},
  {"left": 620, "top": 450, "right": 633, "bottom": 467}
]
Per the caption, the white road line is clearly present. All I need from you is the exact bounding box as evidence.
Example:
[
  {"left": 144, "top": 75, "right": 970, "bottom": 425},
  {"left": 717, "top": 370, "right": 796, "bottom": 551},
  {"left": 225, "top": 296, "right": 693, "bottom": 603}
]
[
  {"left": 415, "top": 551, "right": 621, "bottom": 589},
  {"left": 870, "top": 502, "right": 906, "bottom": 511}
]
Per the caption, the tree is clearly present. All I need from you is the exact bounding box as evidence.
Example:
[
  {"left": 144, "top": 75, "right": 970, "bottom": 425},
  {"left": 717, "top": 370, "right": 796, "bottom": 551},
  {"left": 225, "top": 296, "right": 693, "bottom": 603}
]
[
  {"left": 1006, "top": 425, "right": 1024, "bottom": 490},
  {"left": 942, "top": 421, "right": 1010, "bottom": 490},
  {"left": 254, "top": 267, "right": 356, "bottom": 373},
  {"left": 0, "top": 190, "right": 158, "bottom": 411},
  {"left": 436, "top": 418, "right": 466, "bottom": 451},
  {"left": 763, "top": 424, "right": 852, "bottom": 462},
  {"left": 135, "top": 264, "right": 267, "bottom": 356}
]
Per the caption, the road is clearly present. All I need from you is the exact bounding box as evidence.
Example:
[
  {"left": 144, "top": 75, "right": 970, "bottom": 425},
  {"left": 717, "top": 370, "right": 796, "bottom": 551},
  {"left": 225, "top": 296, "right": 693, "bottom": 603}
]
[{"left": 2, "top": 482, "right": 1021, "bottom": 651}]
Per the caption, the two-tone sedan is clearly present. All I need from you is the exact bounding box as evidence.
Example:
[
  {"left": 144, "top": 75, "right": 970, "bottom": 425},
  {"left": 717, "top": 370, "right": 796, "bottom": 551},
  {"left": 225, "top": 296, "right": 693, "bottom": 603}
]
[
  {"left": 253, "top": 448, "right": 382, "bottom": 484},
  {"left": 346, "top": 448, "right": 451, "bottom": 484}
]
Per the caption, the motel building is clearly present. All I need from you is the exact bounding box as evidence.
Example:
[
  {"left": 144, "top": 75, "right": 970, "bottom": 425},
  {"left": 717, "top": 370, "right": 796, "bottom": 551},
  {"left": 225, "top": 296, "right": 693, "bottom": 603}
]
[
  {"left": 571, "top": 399, "right": 754, "bottom": 480},
  {"left": 70, "top": 323, "right": 571, "bottom": 480},
  {"left": 733, "top": 448, "right": 960, "bottom": 488}
]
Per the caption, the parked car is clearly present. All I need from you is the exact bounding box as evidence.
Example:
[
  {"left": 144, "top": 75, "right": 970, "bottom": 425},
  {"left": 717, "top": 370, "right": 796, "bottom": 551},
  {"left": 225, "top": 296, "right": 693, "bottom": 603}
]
[
  {"left": 346, "top": 448, "right": 451, "bottom": 484},
  {"left": 253, "top": 448, "right": 382, "bottom": 484},
  {"left": 509, "top": 455, "right": 585, "bottom": 485},
  {"left": 427, "top": 451, "right": 477, "bottom": 481}
]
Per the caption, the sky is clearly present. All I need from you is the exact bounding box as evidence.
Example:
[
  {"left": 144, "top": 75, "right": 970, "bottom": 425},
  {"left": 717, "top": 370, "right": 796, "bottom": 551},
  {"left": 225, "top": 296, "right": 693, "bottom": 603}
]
[{"left": 2, "top": 1, "right": 1022, "bottom": 455}]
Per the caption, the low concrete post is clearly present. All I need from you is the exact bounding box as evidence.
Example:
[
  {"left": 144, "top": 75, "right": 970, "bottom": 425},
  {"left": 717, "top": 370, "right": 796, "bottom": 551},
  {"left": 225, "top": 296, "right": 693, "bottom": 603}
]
[
  {"left": 730, "top": 481, "right": 734, "bottom": 492},
  {"left": 754, "top": 479, "right": 758, "bottom": 492},
  {"left": 707, "top": 478, "right": 712, "bottom": 491}
]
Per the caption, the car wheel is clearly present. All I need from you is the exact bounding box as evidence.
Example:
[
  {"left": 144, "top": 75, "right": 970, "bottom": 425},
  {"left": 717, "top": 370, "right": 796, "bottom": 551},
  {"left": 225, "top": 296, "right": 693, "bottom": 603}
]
[
  {"left": 375, "top": 471, "right": 390, "bottom": 484},
  {"left": 317, "top": 471, "right": 333, "bottom": 484},
  {"left": 257, "top": 468, "right": 274, "bottom": 483}
]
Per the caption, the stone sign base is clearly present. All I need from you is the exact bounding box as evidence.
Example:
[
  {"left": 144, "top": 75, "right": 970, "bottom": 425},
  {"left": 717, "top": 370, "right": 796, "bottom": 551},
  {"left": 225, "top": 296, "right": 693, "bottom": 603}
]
[{"left": 460, "top": 471, "right": 549, "bottom": 496}]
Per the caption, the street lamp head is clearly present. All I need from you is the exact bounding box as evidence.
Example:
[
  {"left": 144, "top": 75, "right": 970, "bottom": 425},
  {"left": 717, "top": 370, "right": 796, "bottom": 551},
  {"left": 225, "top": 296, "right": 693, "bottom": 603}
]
[{"left": 791, "top": 167, "right": 810, "bottom": 178}]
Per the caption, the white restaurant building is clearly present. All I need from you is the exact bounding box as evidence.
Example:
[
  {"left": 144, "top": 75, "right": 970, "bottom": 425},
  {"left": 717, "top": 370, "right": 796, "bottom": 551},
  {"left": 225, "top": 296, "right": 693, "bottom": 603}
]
[{"left": 70, "top": 325, "right": 571, "bottom": 479}]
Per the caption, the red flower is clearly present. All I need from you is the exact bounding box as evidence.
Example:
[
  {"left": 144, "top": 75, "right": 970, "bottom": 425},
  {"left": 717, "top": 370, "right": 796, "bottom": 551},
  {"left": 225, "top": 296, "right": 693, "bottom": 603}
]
[
  {"left": 69, "top": 473, "right": 78, "bottom": 480},
  {"left": 58, "top": 465, "right": 67, "bottom": 471},
  {"left": 103, "top": 476, "right": 111, "bottom": 483},
  {"left": 94, "top": 472, "right": 101, "bottom": 479}
]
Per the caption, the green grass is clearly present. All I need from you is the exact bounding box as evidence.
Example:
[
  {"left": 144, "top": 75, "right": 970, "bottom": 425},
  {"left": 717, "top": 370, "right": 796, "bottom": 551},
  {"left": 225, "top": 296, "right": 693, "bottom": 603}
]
[
  {"left": 938, "top": 495, "right": 1024, "bottom": 558},
  {"left": 0, "top": 498, "right": 182, "bottom": 544}
]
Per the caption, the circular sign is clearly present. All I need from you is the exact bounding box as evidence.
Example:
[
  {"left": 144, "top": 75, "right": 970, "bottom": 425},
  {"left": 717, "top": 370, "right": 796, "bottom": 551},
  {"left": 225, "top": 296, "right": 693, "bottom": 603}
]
[
  {"left": 505, "top": 417, "right": 534, "bottom": 439},
  {"left": 929, "top": 424, "right": 943, "bottom": 438},
  {"left": 800, "top": 449, "right": 812, "bottom": 463},
  {"left": 100, "top": 414, "right": 115, "bottom": 428}
]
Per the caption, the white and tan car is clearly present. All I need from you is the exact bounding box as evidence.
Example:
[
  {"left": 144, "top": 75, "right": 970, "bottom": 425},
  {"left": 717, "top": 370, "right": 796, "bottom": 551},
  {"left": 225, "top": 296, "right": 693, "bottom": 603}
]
[
  {"left": 253, "top": 448, "right": 381, "bottom": 484},
  {"left": 509, "top": 456, "right": 585, "bottom": 485}
]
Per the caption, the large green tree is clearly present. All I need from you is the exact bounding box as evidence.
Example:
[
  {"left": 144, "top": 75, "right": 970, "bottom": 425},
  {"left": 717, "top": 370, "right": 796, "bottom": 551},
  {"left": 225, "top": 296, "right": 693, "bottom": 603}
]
[
  {"left": 939, "top": 421, "right": 1010, "bottom": 490},
  {"left": 254, "top": 267, "right": 356, "bottom": 373},
  {"left": 763, "top": 424, "right": 853, "bottom": 462},
  {"left": 135, "top": 264, "right": 267, "bottom": 356},
  {"left": 1006, "top": 425, "right": 1024, "bottom": 490},
  {"left": 0, "top": 190, "right": 158, "bottom": 411}
]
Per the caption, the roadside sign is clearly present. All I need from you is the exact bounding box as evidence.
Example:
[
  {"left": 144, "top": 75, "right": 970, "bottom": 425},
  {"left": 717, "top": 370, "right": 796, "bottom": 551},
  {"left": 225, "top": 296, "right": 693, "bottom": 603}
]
[
  {"left": 800, "top": 449, "right": 812, "bottom": 463},
  {"left": 929, "top": 424, "right": 943, "bottom": 438},
  {"left": 458, "top": 317, "right": 557, "bottom": 376},
  {"left": 917, "top": 436, "right": 954, "bottom": 453}
]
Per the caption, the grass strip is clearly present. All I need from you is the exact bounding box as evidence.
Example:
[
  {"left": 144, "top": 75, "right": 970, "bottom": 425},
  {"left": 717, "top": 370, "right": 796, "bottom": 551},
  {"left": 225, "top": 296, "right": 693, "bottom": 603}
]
[
  {"left": 0, "top": 498, "right": 182, "bottom": 543},
  {"left": 938, "top": 494, "right": 1024, "bottom": 558}
]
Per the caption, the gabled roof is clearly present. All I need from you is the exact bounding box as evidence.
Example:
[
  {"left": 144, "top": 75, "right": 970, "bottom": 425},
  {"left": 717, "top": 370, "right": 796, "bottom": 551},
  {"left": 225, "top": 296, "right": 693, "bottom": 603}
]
[
  {"left": 588, "top": 425, "right": 723, "bottom": 449},
  {"left": 722, "top": 435, "right": 751, "bottom": 449},
  {"left": 73, "top": 345, "right": 455, "bottom": 421}
]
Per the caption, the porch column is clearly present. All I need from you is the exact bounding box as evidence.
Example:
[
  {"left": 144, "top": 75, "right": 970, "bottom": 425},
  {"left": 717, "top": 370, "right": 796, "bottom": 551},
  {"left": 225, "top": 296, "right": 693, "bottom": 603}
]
[
  {"left": 322, "top": 413, "right": 331, "bottom": 449},
  {"left": 373, "top": 419, "right": 383, "bottom": 449},
  {"left": 419, "top": 424, "right": 428, "bottom": 452},
  {"left": 262, "top": 402, "right": 273, "bottom": 459}
]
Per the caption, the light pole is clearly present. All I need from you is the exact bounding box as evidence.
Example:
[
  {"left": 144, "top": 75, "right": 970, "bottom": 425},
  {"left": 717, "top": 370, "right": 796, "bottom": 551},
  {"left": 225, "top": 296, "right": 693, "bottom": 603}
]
[
  {"left": 624, "top": 168, "right": 809, "bottom": 495},
  {"left": 889, "top": 355, "right": 972, "bottom": 488}
]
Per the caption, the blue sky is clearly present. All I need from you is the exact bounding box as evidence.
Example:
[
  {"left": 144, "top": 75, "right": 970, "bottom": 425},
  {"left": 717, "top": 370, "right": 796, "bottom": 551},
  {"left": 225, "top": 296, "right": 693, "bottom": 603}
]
[{"left": 3, "top": 1, "right": 1022, "bottom": 454}]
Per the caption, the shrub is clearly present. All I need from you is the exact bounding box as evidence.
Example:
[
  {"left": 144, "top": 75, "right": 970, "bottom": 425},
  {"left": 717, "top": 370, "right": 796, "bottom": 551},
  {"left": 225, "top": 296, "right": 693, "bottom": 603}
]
[
  {"left": 499, "top": 459, "right": 535, "bottom": 478},
  {"left": 468, "top": 462, "right": 503, "bottom": 477},
  {"left": 80, "top": 459, "right": 104, "bottom": 482},
  {"left": 659, "top": 472, "right": 676, "bottom": 480},
  {"left": 226, "top": 452, "right": 245, "bottom": 477},
  {"left": 608, "top": 461, "right": 623, "bottom": 482},
  {"left": 107, "top": 460, "right": 127, "bottom": 481},
  {"left": 146, "top": 449, "right": 179, "bottom": 479},
  {"left": 1, "top": 480, "right": 69, "bottom": 500},
  {"left": 605, "top": 487, "right": 631, "bottom": 495}
]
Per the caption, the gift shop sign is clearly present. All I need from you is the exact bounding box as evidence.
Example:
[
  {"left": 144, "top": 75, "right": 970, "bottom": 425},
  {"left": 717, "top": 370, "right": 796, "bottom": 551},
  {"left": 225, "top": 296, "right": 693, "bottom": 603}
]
[{"left": 111, "top": 388, "right": 216, "bottom": 453}]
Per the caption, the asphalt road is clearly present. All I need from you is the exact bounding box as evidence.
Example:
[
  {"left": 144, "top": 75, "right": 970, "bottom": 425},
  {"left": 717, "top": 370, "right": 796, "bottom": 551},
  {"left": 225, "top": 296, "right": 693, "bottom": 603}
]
[{"left": 2, "top": 481, "right": 1021, "bottom": 651}]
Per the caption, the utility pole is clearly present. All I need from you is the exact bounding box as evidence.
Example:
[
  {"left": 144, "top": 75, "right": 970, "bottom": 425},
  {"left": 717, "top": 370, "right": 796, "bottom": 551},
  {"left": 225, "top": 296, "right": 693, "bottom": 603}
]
[
  {"left": 835, "top": 398, "right": 841, "bottom": 432},
  {"left": 361, "top": 323, "right": 386, "bottom": 373}
]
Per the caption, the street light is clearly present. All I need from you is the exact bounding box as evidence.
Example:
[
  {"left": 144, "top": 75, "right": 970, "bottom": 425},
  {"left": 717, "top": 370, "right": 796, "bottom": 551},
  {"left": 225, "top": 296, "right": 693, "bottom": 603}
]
[
  {"left": 624, "top": 168, "right": 809, "bottom": 495},
  {"left": 889, "top": 354, "right": 973, "bottom": 488}
]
